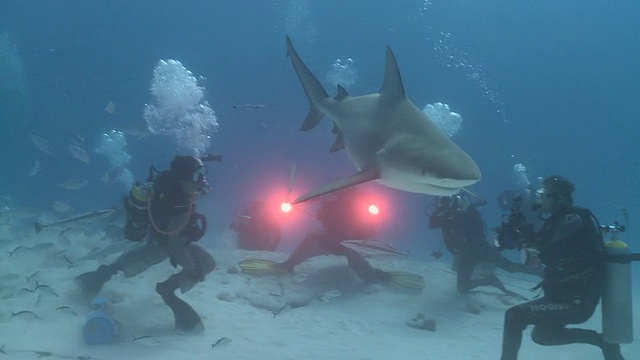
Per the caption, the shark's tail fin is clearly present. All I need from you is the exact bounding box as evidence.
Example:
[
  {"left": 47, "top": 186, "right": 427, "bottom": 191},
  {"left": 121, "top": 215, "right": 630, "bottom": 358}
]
[{"left": 286, "top": 36, "right": 329, "bottom": 131}]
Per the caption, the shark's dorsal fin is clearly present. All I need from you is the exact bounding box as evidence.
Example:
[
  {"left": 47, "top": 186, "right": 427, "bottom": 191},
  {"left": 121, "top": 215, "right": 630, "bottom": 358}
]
[
  {"left": 335, "top": 85, "right": 350, "bottom": 101},
  {"left": 379, "top": 46, "right": 406, "bottom": 102}
]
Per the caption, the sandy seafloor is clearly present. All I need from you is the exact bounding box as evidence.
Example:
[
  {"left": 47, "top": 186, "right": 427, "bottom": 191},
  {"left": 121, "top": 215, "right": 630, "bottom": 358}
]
[{"left": 0, "top": 224, "right": 637, "bottom": 360}]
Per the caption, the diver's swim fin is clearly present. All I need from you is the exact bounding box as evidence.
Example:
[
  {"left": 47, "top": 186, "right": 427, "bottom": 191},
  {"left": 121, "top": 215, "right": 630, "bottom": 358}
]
[
  {"left": 238, "top": 259, "right": 288, "bottom": 275},
  {"left": 387, "top": 271, "right": 425, "bottom": 291},
  {"left": 156, "top": 277, "right": 203, "bottom": 333}
]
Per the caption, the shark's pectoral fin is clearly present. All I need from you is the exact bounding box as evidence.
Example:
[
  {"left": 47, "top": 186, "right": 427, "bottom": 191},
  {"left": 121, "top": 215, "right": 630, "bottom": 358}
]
[{"left": 293, "top": 168, "right": 379, "bottom": 204}]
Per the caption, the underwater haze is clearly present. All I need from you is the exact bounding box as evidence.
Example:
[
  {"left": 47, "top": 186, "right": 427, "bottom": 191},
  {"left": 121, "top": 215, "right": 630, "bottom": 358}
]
[
  {"left": 1, "top": 1, "right": 639, "bottom": 359},
  {"left": 1, "top": 1, "right": 639, "bottom": 228}
]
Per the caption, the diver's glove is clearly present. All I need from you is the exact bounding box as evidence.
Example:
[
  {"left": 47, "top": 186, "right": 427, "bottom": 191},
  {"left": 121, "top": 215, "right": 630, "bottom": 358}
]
[{"left": 200, "top": 153, "right": 222, "bottom": 162}]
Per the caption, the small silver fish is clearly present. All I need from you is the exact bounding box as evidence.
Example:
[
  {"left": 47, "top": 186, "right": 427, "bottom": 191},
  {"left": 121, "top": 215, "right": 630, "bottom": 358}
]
[
  {"left": 29, "top": 160, "right": 41, "bottom": 176},
  {"left": 101, "top": 165, "right": 125, "bottom": 184},
  {"left": 104, "top": 101, "right": 116, "bottom": 114},
  {"left": 318, "top": 289, "right": 342, "bottom": 302},
  {"left": 211, "top": 337, "right": 232, "bottom": 348},
  {"left": 71, "top": 133, "right": 85, "bottom": 145},
  {"left": 29, "top": 134, "right": 55, "bottom": 155},
  {"left": 232, "top": 104, "right": 265, "bottom": 110},
  {"left": 119, "top": 125, "right": 153, "bottom": 139},
  {"left": 59, "top": 178, "right": 89, "bottom": 190},
  {"left": 68, "top": 144, "right": 91, "bottom": 164},
  {"left": 51, "top": 201, "right": 72, "bottom": 213}
]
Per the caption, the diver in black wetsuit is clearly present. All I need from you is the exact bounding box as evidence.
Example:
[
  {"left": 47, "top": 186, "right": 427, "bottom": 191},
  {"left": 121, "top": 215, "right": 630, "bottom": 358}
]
[
  {"left": 231, "top": 199, "right": 282, "bottom": 251},
  {"left": 429, "top": 195, "right": 540, "bottom": 294},
  {"left": 500, "top": 175, "right": 625, "bottom": 360},
  {"left": 75, "top": 155, "right": 217, "bottom": 332},
  {"left": 276, "top": 187, "right": 391, "bottom": 284}
]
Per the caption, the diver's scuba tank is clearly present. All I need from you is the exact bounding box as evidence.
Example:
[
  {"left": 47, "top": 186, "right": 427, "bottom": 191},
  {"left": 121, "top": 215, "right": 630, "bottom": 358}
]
[
  {"left": 123, "top": 181, "right": 153, "bottom": 241},
  {"left": 602, "top": 237, "right": 634, "bottom": 344}
]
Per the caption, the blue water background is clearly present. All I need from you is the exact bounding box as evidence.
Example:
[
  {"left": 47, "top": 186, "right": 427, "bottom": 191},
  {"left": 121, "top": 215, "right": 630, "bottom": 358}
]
[{"left": 1, "top": 0, "right": 639, "bottom": 259}]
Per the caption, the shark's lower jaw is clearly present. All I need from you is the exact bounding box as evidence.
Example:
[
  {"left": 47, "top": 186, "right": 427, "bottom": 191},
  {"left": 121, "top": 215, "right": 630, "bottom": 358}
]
[{"left": 376, "top": 178, "right": 477, "bottom": 196}]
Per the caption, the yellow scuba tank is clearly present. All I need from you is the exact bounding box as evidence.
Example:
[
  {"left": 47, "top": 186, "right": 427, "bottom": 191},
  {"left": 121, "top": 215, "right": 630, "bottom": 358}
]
[
  {"left": 123, "top": 181, "right": 153, "bottom": 241},
  {"left": 602, "top": 237, "right": 634, "bottom": 344}
]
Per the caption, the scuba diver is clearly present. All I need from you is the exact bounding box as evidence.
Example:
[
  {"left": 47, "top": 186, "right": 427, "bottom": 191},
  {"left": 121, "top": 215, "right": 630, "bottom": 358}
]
[
  {"left": 239, "top": 187, "right": 424, "bottom": 290},
  {"left": 231, "top": 199, "right": 282, "bottom": 251},
  {"left": 501, "top": 175, "right": 625, "bottom": 360},
  {"left": 429, "top": 194, "right": 541, "bottom": 296},
  {"left": 75, "top": 154, "right": 219, "bottom": 333}
]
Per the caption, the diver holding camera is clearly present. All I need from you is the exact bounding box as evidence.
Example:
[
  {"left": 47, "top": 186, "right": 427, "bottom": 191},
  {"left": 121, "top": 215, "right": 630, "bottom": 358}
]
[
  {"left": 494, "top": 194, "right": 536, "bottom": 251},
  {"left": 500, "top": 175, "right": 625, "bottom": 360},
  {"left": 429, "top": 194, "right": 540, "bottom": 296}
]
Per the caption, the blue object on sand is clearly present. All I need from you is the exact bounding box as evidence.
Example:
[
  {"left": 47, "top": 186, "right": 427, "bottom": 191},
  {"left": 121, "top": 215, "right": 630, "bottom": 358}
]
[{"left": 83, "top": 297, "right": 117, "bottom": 345}]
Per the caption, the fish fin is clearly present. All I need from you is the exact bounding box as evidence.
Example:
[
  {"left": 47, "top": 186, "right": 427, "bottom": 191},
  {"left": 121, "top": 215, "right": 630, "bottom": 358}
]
[
  {"left": 387, "top": 271, "right": 425, "bottom": 291},
  {"left": 341, "top": 240, "right": 408, "bottom": 256},
  {"left": 286, "top": 36, "right": 330, "bottom": 131},
  {"left": 238, "top": 259, "right": 288, "bottom": 275},
  {"left": 330, "top": 131, "right": 345, "bottom": 153},
  {"left": 300, "top": 107, "right": 324, "bottom": 131},
  {"left": 293, "top": 168, "right": 379, "bottom": 204},
  {"left": 335, "top": 85, "right": 349, "bottom": 101},
  {"left": 379, "top": 46, "right": 406, "bottom": 103}
]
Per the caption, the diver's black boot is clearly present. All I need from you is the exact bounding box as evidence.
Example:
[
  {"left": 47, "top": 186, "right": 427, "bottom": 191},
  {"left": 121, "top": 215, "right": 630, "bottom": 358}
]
[
  {"left": 75, "top": 264, "right": 118, "bottom": 299},
  {"left": 155, "top": 276, "right": 204, "bottom": 333},
  {"left": 601, "top": 341, "right": 624, "bottom": 360}
]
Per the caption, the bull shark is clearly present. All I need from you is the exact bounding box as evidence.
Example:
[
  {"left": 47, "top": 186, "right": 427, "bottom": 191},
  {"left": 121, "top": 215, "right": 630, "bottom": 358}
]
[{"left": 285, "top": 36, "right": 482, "bottom": 204}]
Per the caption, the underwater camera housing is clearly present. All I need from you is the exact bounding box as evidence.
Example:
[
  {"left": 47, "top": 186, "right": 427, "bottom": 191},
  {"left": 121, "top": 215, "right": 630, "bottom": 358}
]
[{"left": 493, "top": 195, "right": 535, "bottom": 250}]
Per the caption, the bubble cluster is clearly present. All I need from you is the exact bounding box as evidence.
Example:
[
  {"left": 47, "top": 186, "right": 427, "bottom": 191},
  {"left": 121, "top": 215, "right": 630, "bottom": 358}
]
[
  {"left": 143, "top": 59, "right": 218, "bottom": 156},
  {"left": 422, "top": 102, "right": 463, "bottom": 137},
  {"left": 431, "top": 31, "right": 506, "bottom": 121},
  {"left": 0, "top": 33, "right": 27, "bottom": 95},
  {"left": 95, "top": 130, "right": 134, "bottom": 188},
  {"left": 417, "top": 0, "right": 433, "bottom": 17},
  {"left": 513, "top": 163, "right": 531, "bottom": 188},
  {"left": 326, "top": 58, "right": 358, "bottom": 89},
  {"left": 279, "top": 0, "right": 318, "bottom": 46}
]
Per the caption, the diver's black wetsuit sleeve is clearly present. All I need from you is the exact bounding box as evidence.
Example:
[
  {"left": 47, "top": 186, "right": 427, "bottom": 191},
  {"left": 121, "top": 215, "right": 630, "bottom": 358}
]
[{"left": 429, "top": 210, "right": 447, "bottom": 229}]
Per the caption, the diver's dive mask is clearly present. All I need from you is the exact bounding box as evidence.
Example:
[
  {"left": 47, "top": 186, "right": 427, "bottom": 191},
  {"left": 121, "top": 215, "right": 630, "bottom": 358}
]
[{"left": 191, "top": 164, "right": 207, "bottom": 183}]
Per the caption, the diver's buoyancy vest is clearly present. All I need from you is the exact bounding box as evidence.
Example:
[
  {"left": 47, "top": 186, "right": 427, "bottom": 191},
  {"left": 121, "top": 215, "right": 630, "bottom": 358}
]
[
  {"left": 150, "top": 171, "right": 192, "bottom": 216},
  {"left": 536, "top": 207, "right": 604, "bottom": 300}
]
